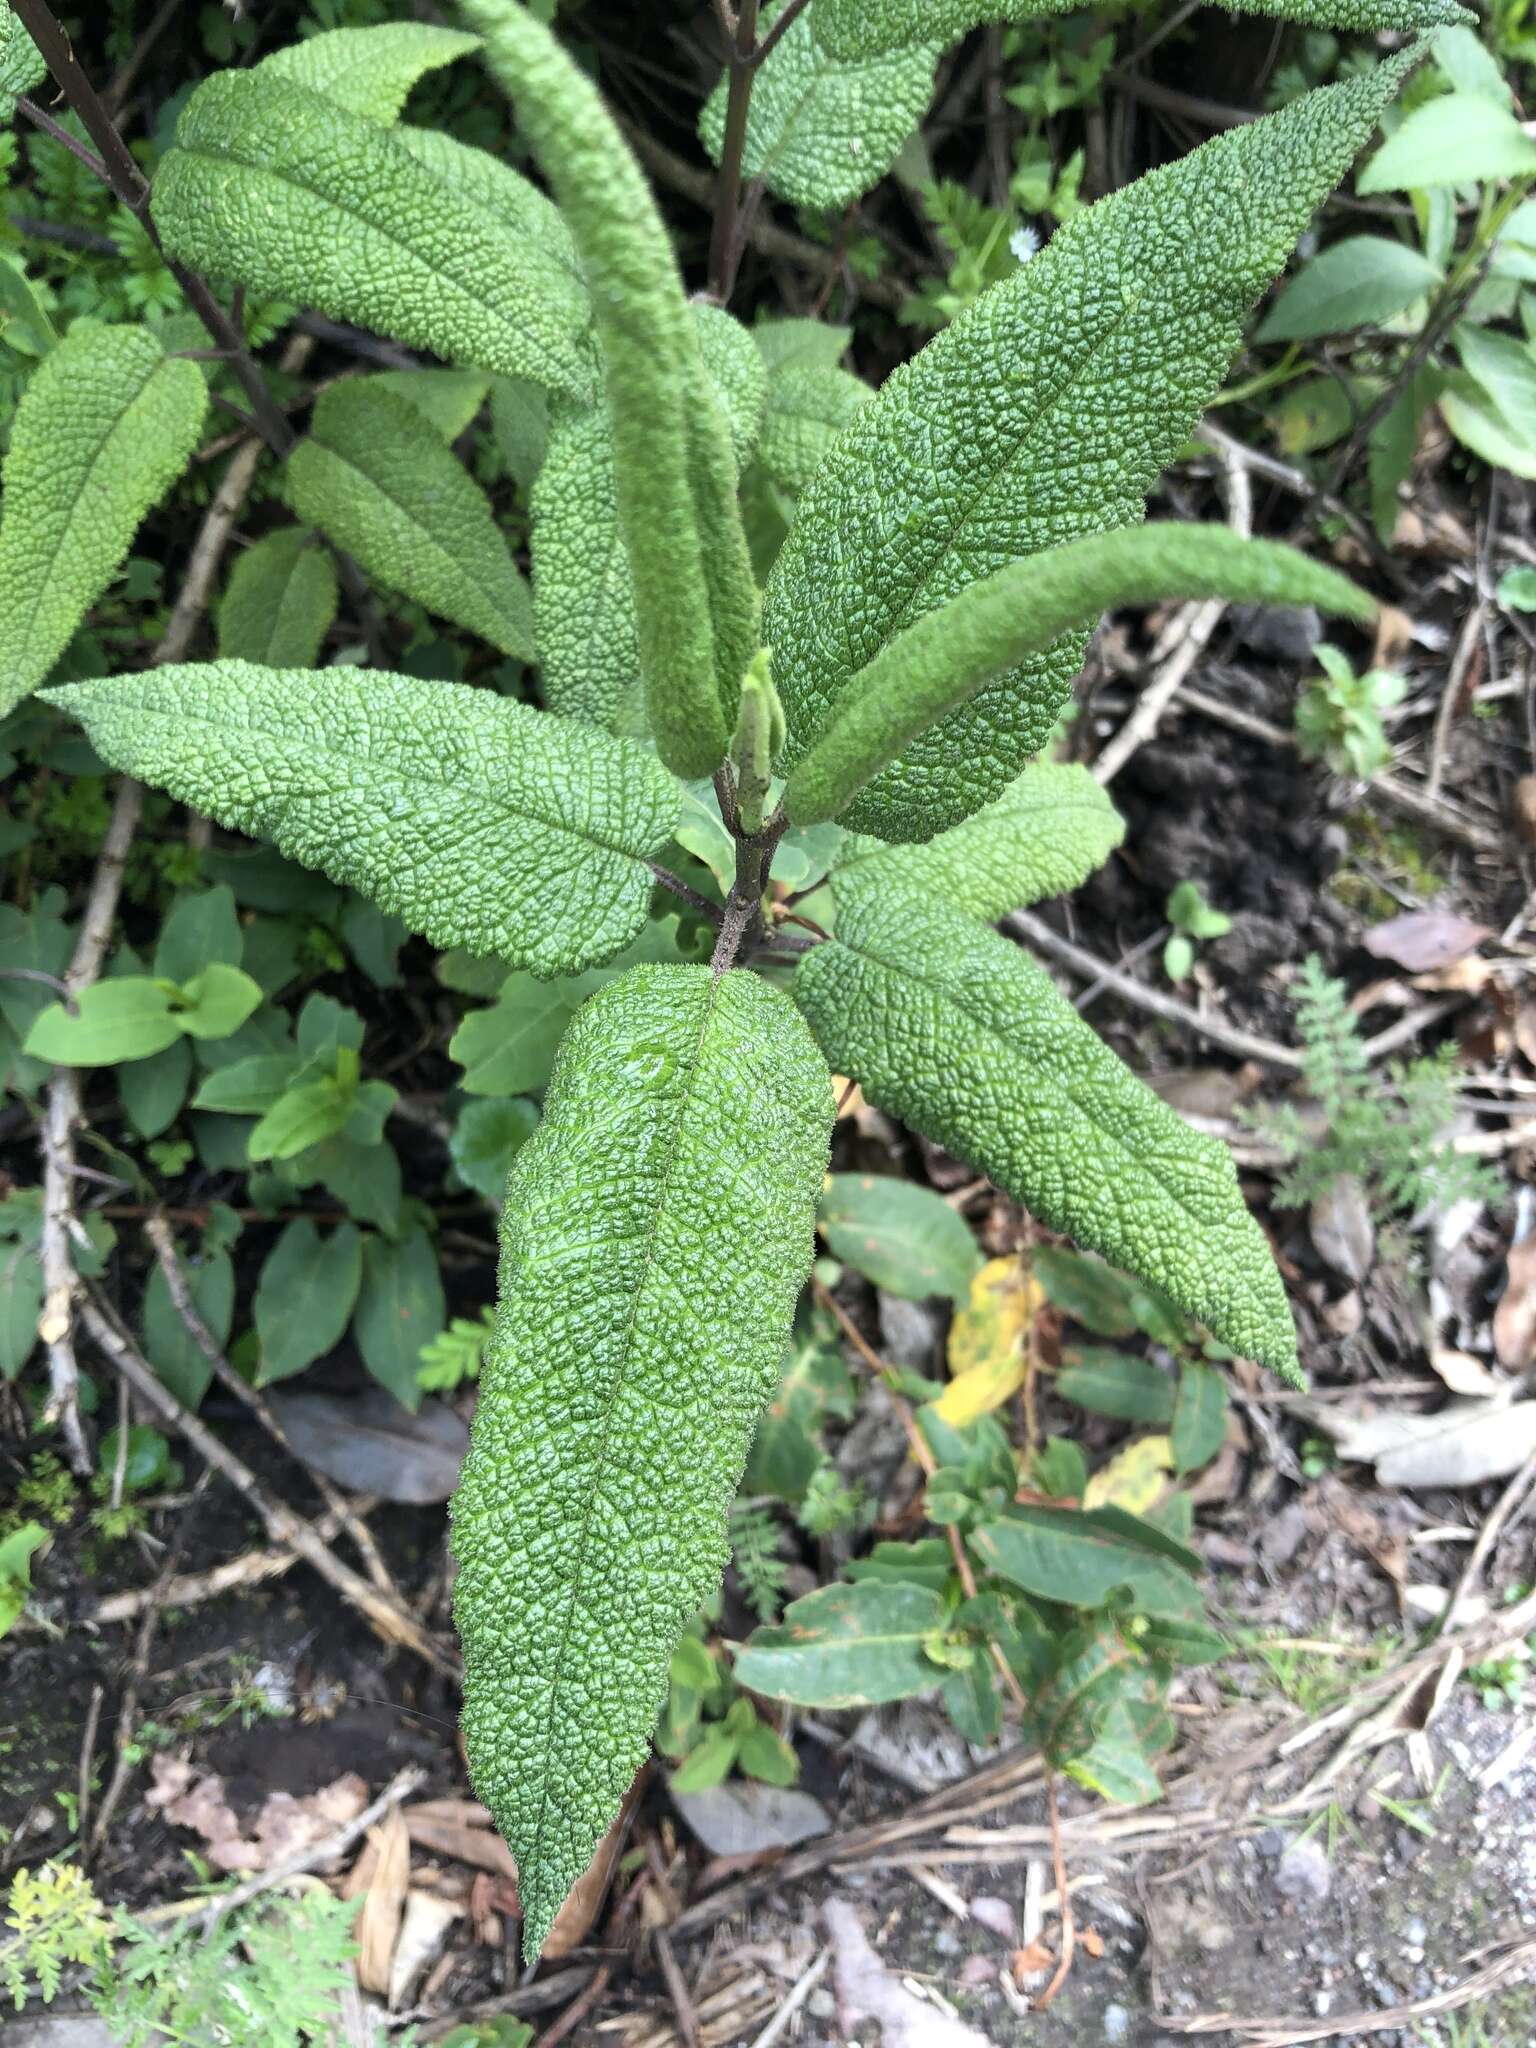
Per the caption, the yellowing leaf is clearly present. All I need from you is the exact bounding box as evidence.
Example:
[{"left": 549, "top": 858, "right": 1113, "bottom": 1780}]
[
  {"left": 933, "top": 1257, "right": 1042, "bottom": 1427},
  {"left": 1083, "top": 1436, "right": 1174, "bottom": 1515}
]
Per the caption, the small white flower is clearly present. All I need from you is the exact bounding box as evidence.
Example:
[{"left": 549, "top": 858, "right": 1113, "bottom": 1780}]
[{"left": 1010, "top": 225, "right": 1040, "bottom": 264}]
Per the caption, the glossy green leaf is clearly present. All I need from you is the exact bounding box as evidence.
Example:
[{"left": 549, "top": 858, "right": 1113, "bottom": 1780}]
[
  {"left": 1258, "top": 235, "right": 1442, "bottom": 342},
  {"left": 0, "top": 322, "right": 207, "bottom": 717},
  {"left": 254, "top": 1219, "right": 363, "bottom": 1385},
  {"left": 701, "top": 0, "right": 939, "bottom": 210},
  {"left": 151, "top": 69, "right": 590, "bottom": 395},
  {"left": 795, "top": 875, "right": 1299, "bottom": 1378},
  {"left": 41, "top": 663, "right": 680, "bottom": 978},
  {"left": 818, "top": 1173, "right": 982, "bottom": 1303},
  {"left": 1057, "top": 1349, "right": 1177, "bottom": 1426},
  {"left": 174, "top": 964, "right": 263, "bottom": 1042},
  {"left": 971, "top": 1506, "right": 1198, "bottom": 1618},
  {"left": 1171, "top": 1360, "right": 1229, "bottom": 1476},
  {"left": 259, "top": 22, "right": 480, "bottom": 122},
  {"left": 1358, "top": 91, "right": 1536, "bottom": 193},
  {"left": 288, "top": 381, "right": 533, "bottom": 660},
  {"left": 23, "top": 979, "right": 183, "bottom": 1066},
  {"left": 765, "top": 55, "right": 1419, "bottom": 841},
  {"left": 354, "top": 1227, "right": 445, "bottom": 1409},
  {"left": 732, "top": 1580, "right": 946, "bottom": 1707},
  {"left": 451, "top": 965, "right": 833, "bottom": 1960},
  {"left": 832, "top": 763, "right": 1124, "bottom": 916},
  {"left": 846, "top": 1537, "right": 955, "bottom": 1593}
]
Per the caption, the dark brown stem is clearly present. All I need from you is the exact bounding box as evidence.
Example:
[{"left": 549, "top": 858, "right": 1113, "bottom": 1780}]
[
  {"left": 645, "top": 859, "right": 723, "bottom": 925},
  {"left": 751, "top": 0, "right": 813, "bottom": 65},
  {"left": 14, "top": 96, "right": 109, "bottom": 181},
  {"left": 1033, "top": 1772, "right": 1077, "bottom": 2010},
  {"left": 707, "top": 0, "right": 760, "bottom": 302}
]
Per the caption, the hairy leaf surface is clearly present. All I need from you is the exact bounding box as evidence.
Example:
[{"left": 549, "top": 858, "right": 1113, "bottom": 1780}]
[
  {"left": 0, "top": 322, "right": 207, "bottom": 717},
  {"left": 151, "top": 70, "right": 590, "bottom": 396},
  {"left": 0, "top": 7, "right": 44, "bottom": 118},
  {"left": 466, "top": 0, "right": 752, "bottom": 776},
  {"left": 765, "top": 55, "right": 1418, "bottom": 842},
  {"left": 758, "top": 362, "right": 872, "bottom": 492},
  {"left": 809, "top": 0, "right": 1461, "bottom": 59},
  {"left": 701, "top": 0, "right": 939, "bottom": 210},
  {"left": 390, "top": 122, "right": 582, "bottom": 286},
  {"left": 287, "top": 381, "right": 533, "bottom": 659},
  {"left": 794, "top": 874, "right": 1297, "bottom": 1378},
  {"left": 41, "top": 663, "right": 678, "bottom": 977},
  {"left": 833, "top": 761, "right": 1125, "bottom": 917},
  {"left": 782, "top": 525, "right": 1373, "bottom": 825},
  {"left": 451, "top": 966, "right": 834, "bottom": 1958},
  {"left": 216, "top": 527, "right": 338, "bottom": 671},
  {"left": 369, "top": 367, "right": 493, "bottom": 441},
  {"left": 259, "top": 23, "right": 480, "bottom": 121}
]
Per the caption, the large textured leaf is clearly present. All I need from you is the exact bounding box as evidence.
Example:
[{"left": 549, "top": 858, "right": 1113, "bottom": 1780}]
[
  {"left": 782, "top": 524, "right": 1372, "bottom": 826},
  {"left": 287, "top": 381, "right": 533, "bottom": 659},
  {"left": 765, "top": 54, "right": 1418, "bottom": 843},
  {"left": 0, "top": 9, "right": 45, "bottom": 120},
  {"left": 810, "top": 0, "right": 1461, "bottom": 59},
  {"left": 451, "top": 966, "right": 834, "bottom": 1959},
  {"left": 793, "top": 873, "right": 1298, "bottom": 1378},
  {"left": 150, "top": 69, "right": 590, "bottom": 397},
  {"left": 701, "top": 0, "right": 939, "bottom": 210},
  {"left": 465, "top": 0, "right": 752, "bottom": 778},
  {"left": 390, "top": 123, "right": 582, "bottom": 288},
  {"left": 40, "top": 663, "right": 679, "bottom": 978},
  {"left": 758, "top": 361, "right": 873, "bottom": 493},
  {"left": 259, "top": 23, "right": 479, "bottom": 121},
  {"left": 0, "top": 322, "right": 207, "bottom": 716},
  {"left": 216, "top": 527, "right": 338, "bottom": 670},
  {"left": 834, "top": 762, "right": 1124, "bottom": 918}
]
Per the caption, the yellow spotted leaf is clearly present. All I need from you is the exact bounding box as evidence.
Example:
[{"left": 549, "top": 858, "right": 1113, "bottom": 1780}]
[
  {"left": 933, "top": 1257, "right": 1043, "bottom": 1428},
  {"left": 1082, "top": 1436, "right": 1175, "bottom": 1515}
]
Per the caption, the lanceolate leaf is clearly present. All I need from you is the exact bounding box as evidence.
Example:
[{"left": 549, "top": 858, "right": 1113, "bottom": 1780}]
[
  {"left": 691, "top": 303, "right": 769, "bottom": 469},
  {"left": 150, "top": 70, "right": 590, "bottom": 397},
  {"left": 833, "top": 762, "right": 1125, "bottom": 917},
  {"left": 390, "top": 123, "right": 583, "bottom": 288},
  {"left": 0, "top": 322, "right": 207, "bottom": 716},
  {"left": 765, "top": 54, "right": 1419, "bottom": 843},
  {"left": 782, "top": 525, "right": 1372, "bottom": 826},
  {"left": 809, "top": 0, "right": 1462, "bottom": 60},
  {"left": 451, "top": 966, "right": 834, "bottom": 1959},
  {"left": 733, "top": 1581, "right": 946, "bottom": 1707},
  {"left": 217, "top": 527, "right": 339, "bottom": 670},
  {"left": 41, "top": 663, "right": 679, "bottom": 978},
  {"left": 757, "top": 361, "right": 873, "bottom": 493},
  {"left": 369, "top": 368, "right": 493, "bottom": 442},
  {"left": 259, "top": 22, "right": 480, "bottom": 122},
  {"left": 794, "top": 874, "right": 1298, "bottom": 1378},
  {"left": 465, "top": 0, "right": 752, "bottom": 778},
  {"left": 287, "top": 381, "right": 534, "bottom": 659},
  {"left": 701, "top": 0, "right": 940, "bottom": 211}
]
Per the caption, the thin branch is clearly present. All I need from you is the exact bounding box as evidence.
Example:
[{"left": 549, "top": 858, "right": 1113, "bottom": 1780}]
[
  {"left": 645, "top": 859, "right": 723, "bottom": 924},
  {"left": 750, "top": 0, "right": 813, "bottom": 66},
  {"left": 14, "top": 96, "right": 109, "bottom": 181},
  {"left": 707, "top": 0, "right": 761, "bottom": 302}
]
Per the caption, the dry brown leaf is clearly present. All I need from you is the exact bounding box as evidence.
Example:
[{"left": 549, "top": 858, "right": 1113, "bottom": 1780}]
[
  {"left": 1372, "top": 603, "right": 1414, "bottom": 671},
  {"left": 1010, "top": 1940, "right": 1056, "bottom": 1982},
  {"left": 355, "top": 1807, "right": 410, "bottom": 1997},
  {"left": 1309, "top": 1176, "right": 1374, "bottom": 1283},
  {"left": 404, "top": 1812, "right": 516, "bottom": 1880},
  {"left": 403, "top": 1797, "right": 492, "bottom": 1828},
  {"left": 1362, "top": 910, "right": 1490, "bottom": 974},
  {"left": 387, "top": 1891, "right": 461, "bottom": 2010},
  {"left": 1495, "top": 1230, "right": 1536, "bottom": 1371},
  {"left": 1513, "top": 774, "right": 1536, "bottom": 847},
  {"left": 468, "top": 1869, "right": 521, "bottom": 1946},
  {"left": 1078, "top": 1926, "right": 1106, "bottom": 1960},
  {"left": 542, "top": 1765, "right": 648, "bottom": 1958},
  {"left": 830, "top": 1075, "right": 864, "bottom": 1120},
  {"left": 1330, "top": 1400, "right": 1536, "bottom": 1488},
  {"left": 146, "top": 1759, "right": 369, "bottom": 1875}
]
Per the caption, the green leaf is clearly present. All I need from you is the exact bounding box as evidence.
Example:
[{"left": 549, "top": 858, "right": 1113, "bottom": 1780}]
[
  {"left": 450, "top": 1096, "right": 539, "bottom": 1200},
  {"left": 369, "top": 367, "right": 493, "bottom": 442},
  {"left": 0, "top": 255, "right": 57, "bottom": 356},
  {"left": 41, "top": 663, "right": 679, "bottom": 978},
  {"left": 818, "top": 1173, "right": 982, "bottom": 1303},
  {"left": 757, "top": 362, "right": 873, "bottom": 493},
  {"left": 466, "top": 0, "right": 752, "bottom": 779},
  {"left": 248, "top": 1078, "right": 352, "bottom": 1162},
  {"left": 0, "top": 8, "right": 46, "bottom": 120},
  {"left": 834, "top": 761, "right": 1123, "bottom": 918},
  {"left": 120, "top": 1036, "right": 194, "bottom": 1138},
  {"left": 1358, "top": 91, "right": 1536, "bottom": 194},
  {"left": 782, "top": 523, "right": 1373, "bottom": 827},
  {"left": 150, "top": 69, "right": 590, "bottom": 396},
  {"left": 451, "top": 965, "right": 833, "bottom": 1961},
  {"left": 153, "top": 885, "right": 243, "bottom": 986},
  {"left": 254, "top": 1219, "right": 363, "bottom": 1384},
  {"left": 809, "top": 0, "right": 1466, "bottom": 56},
  {"left": 451, "top": 974, "right": 598, "bottom": 1096},
  {"left": 259, "top": 22, "right": 480, "bottom": 123},
  {"left": 971, "top": 1506, "right": 1198, "bottom": 1618},
  {"left": 846, "top": 1537, "right": 955, "bottom": 1593},
  {"left": 143, "top": 1244, "right": 234, "bottom": 1410},
  {"left": 192, "top": 1053, "right": 301, "bottom": 1115},
  {"left": 765, "top": 55, "right": 1419, "bottom": 841},
  {"left": 1454, "top": 322, "right": 1536, "bottom": 448},
  {"left": 1258, "top": 235, "right": 1442, "bottom": 342},
  {"left": 530, "top": 406, "right": 640, "bottom": 730},
  {"left": 670, "top": 1727, "right": 739, "bottom": 1791},
  {"left": 736, "top": 1717, "right": 800, "bottom": 1785},
  {"left": 732, "top": 1580, "right": 946, "bottom": 1707},
  {"left": 0, "top": 1526, "right": 46, "bottom": 1636},
  {"left": 1057, "top": 1349, "right": 1176, "bottom": 1426},
  {"left": 174, "top": 963, "right": 263, "bottom": 1041},
  {"left": 942, "top": 1655, "right": 1002, "bottom": 1746},
  {"left": 753, "top": 318, "right": 853, "bottom": 372},
  {"left": 492, "top": 377, "right": 551, "bottom": 490},
  {"left": 288, "top": 381, "right": 533, "bottom": 660},
  {"left": 1066, "top": 1699, "right": 1164, "bottom": 1805},
  {"left": 701, "top": 0, "right": 938, "bottom": 211},
  {"left": 1498, "top": 565, "right": 1536, "bottom": 611},
  {"left": 23, "top": 979, "right": 183, "bottom": 1065},
  {"left": 794, "top": 875, "right": 1299, "bottom": 1378},
  {"left": 1170, "top": 1360, "right": 1229, "bottom": 1476},
  {"left": 0, "top": 1238, "right": 42, "bottom": 1381},
  {"left": 0, "top": 322, "right": 208, "bottom": 716},
  {"left": 1440, "top": 371, "right": 1536, "bottom": 478},
  {"left": 691, "top": 304, "right": 769, "bottom": 469},
  {"left": 217, "top": 527, "right": 339, "bottom": 671},
  {"left": 354, "top": 1227, "right": 445, "bottom": 1409}
]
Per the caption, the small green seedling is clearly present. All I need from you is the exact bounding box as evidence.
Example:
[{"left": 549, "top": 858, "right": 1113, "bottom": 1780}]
[
  {"left": 1295, "top": 641, "right": 1405, "bottom": 779},
  {"left": 1163, "top": 880, "right": 1232, "bottom": 982}
]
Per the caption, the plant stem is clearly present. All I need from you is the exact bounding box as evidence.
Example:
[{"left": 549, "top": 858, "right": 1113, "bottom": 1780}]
[
  {"left": 751, "top": 0, "right": 813, "bottom": 65},
  {"left": 707, "top": 0, "right": 761, "bottom": 302}
]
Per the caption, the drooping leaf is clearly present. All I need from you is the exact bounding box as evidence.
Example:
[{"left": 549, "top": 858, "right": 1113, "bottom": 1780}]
[
  {"left": 259, "top": 22, "right": 480, "bottom": 122},
  {"left": 819, "top": 1173, "right": 982, "bottom": 1303},
  {"left": 832, "top": 762, "right": 1125, "bottom": 917},
  {"left": 1357, "top": 90, "right": 1536, "bottom": 194},
  {"left": 287, "top": 381, "right": 534, "bottom": 659},
  {"left": 150, "top": 69, "right": 591, "bottom": 395},
  {"left": 0, "top": 255, "right": 57, "bottom": 356},
  {"left": 368, "top": 367, "right": 493, "bottom": 441},
  {"left": 1257, "top": 235, "right": 1442, "bottom": 342},
  {"left": 1056, "top": 1349, "right": 1176, "bottom": 1426},
  {"left": 794, "top": 874, "right": 1299, "bottom": 1378},
  {"left": 451, "top": 966, "right": 833, "bottom": 1961},
  {"left": 218, "top": 527, "right": 341, "bottom": 674},
  {"left": 254, "top": 1218, "right": 363, "bottom": 1384},
  {"left": 732, "top": 1580, "right": 946, "bottom": 1707},
  {"left": 765, "top": 54, "right": 1420, "bottom": 841},
  {"left": 701, "top": 0, "right": 939, "bottom": 211},
  {"left": 41, "top": 663, "right": 679, "bottom": 978},
  {"left": 933, "top": 1257, "right": 1042, "bottom": 1427},
  {"left": 0, "top": 322, "right": 207, "bottom": 716},
  {"left": 465, "top": 0, "right": 753, "bottom": 777},
  {"left": 354, "top": 1227, "right": 445, "bottom": 1409}
]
